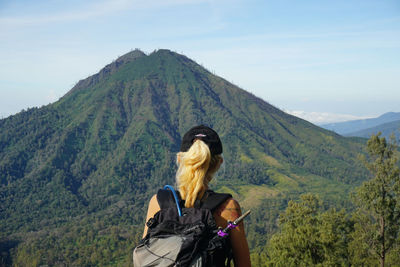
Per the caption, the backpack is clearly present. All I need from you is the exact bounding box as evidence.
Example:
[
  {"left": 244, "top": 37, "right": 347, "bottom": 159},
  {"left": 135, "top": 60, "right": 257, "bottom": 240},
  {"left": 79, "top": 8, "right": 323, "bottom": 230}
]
[{"left": 133, "top": 185, "right": 233, "bottom": 267}]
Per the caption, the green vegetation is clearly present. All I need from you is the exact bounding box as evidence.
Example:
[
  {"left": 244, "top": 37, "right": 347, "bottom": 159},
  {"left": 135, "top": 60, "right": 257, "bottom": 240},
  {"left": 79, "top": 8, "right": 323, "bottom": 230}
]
[
  {"left": 266, "top": 194, "right": 352, "bottom": 266},
  {"left": 350, "top": 133, "right": 400, "bottom": 267},
  {"left": 254, "top": 133, "right": 400, "bottom": 266},
  {"left": 12, "top": 221, "right": 139, "bottom": 267},
  {"left": 0, "top": 49, "right": 379, "bottom": 266}
]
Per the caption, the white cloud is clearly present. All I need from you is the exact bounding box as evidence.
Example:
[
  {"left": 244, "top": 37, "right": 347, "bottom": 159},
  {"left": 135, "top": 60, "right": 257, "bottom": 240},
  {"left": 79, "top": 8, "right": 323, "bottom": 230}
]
[{"left": 285, "top": 110, "right": 373, "bottom": 125}]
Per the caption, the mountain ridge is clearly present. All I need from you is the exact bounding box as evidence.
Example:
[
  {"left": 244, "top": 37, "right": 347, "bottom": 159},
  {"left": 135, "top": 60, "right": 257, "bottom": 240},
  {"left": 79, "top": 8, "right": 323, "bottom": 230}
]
[
  {"left": 345, "top": 119, "right": 400, "bottom": 139},
  {"left": 320, "top": 112, "right": 400, "bottom": 135}
]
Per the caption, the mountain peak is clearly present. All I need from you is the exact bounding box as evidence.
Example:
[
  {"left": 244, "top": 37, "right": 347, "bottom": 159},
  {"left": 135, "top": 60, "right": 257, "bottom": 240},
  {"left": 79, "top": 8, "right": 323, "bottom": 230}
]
[
  {"left": 151, "top": 48, "right": 176, "bottom": 55},
  {"left": 115, "top": 48, "right": 147, "bottom": 63},
  {"left": 149, "top": 49, "right": 195, "bottom": 64},
  {"left": 66, "top": 49, "right": 147, "bottom": 96}
]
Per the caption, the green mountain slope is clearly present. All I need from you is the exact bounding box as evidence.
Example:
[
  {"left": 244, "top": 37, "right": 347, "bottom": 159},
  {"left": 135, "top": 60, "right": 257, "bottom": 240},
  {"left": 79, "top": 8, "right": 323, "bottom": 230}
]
[{"left": 0, "top": 49, "right": 368, "bottom": 266}]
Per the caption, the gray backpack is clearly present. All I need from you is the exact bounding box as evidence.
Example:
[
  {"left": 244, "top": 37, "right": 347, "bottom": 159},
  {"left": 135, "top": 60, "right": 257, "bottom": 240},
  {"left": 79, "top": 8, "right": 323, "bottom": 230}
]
[{"left": 133, "top": 186, "right": 232, "bottom": 267}]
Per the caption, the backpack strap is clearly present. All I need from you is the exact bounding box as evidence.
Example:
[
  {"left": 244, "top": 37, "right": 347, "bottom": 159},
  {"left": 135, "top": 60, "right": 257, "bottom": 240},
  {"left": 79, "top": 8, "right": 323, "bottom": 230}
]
[
  {"left": 156, "top": 188, "right": 180, "bottom": 210},
  {"left": 157, "top": 188, "right": 232, "bottom": 213},
  {"left": 201, "top": 191, "right": 232, "bottom": 212}
]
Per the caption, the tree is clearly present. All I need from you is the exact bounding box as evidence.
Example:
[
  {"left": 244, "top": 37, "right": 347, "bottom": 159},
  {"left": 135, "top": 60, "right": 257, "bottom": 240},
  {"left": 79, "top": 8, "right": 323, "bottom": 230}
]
[
  {"left": 267, "top": 194, "right": 351, "bottom": 266},
  {"left": 350, "top": 133, "right": 400, "bottom": 267}
]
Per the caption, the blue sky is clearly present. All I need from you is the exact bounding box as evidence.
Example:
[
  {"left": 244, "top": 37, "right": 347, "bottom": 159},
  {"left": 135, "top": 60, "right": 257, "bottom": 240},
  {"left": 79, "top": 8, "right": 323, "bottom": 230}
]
[{"left": 1, "top": 0, "right": 399, "bottom": 123}]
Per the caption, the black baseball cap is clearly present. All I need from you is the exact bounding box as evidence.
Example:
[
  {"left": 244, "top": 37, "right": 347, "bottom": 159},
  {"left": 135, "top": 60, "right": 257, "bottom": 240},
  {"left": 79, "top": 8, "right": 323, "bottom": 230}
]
[{"left": 180, "top": 125, "right": 223, "bottom": 155}]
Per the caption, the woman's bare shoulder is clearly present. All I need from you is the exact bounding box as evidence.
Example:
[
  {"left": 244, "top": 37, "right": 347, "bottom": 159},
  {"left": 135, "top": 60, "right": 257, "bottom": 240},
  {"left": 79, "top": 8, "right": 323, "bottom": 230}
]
[
  {"left": 150, "top": 193, "right": 157, "bottom": 202},
  {"left": 142, "top": 194, "right": 160, "bottom": 237},
  {"left": 214, "top": 197, "right": 242, "bottom": 223},
  {"left": 149, "top": 194, "right": 159, "bottom": 208}
]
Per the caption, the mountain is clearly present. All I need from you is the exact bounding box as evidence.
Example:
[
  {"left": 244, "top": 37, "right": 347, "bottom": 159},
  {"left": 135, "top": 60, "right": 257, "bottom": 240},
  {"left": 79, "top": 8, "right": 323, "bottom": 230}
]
[
  {"left": 0, "top": 49, "right": 368, "bottom": 266},
  {"left": 345, "top": 119, "right": 400, "bottom": 139},
  {"left": 320, "top": 112, "right": 400, "bottom": 135}
]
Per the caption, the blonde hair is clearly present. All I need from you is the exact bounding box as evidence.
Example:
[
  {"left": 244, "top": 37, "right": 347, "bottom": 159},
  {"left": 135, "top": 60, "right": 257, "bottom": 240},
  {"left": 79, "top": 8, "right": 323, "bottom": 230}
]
[{"left": 176, "top": 139, "right": 222, "bottom": 208}]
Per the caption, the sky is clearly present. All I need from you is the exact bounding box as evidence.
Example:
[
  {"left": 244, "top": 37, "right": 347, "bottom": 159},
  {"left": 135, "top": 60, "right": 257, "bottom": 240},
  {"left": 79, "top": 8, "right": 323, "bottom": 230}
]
[{"left": 0, "top": 0, "right": 399, "bottom": 124}]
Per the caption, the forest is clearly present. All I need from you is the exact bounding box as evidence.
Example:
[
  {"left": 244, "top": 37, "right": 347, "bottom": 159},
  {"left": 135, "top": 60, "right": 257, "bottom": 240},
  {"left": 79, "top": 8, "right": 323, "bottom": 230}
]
[{"left": 3, "top": 134, "right": 399, "bottom": 266}]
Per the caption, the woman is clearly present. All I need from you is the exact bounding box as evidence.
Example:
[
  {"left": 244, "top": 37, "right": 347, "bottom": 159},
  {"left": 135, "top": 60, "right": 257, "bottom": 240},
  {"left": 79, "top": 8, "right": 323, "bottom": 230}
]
[{"left": 142, "top": 125, "right": 251, "bottom": 267}]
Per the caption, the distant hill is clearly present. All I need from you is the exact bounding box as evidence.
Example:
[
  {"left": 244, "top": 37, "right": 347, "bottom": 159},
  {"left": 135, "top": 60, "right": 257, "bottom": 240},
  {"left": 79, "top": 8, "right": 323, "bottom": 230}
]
[
  {"left": 0, "top": 49, "right": 368, "bottom": 266},
  {"left": 320, "top": 112, "right": 400, "bottom": 135},
  {"left": 345, "top": 119, "right": 400, "bottom": 140}
]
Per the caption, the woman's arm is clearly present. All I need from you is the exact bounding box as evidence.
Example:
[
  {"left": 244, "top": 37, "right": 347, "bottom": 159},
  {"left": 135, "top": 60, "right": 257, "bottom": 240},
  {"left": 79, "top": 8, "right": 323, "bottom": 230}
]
[
  {"left": 214, "top": 198, "right": 251, "bottom": 267},
  {"left": 142, "top": 194, "right": 161, "bottom": 238}
]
